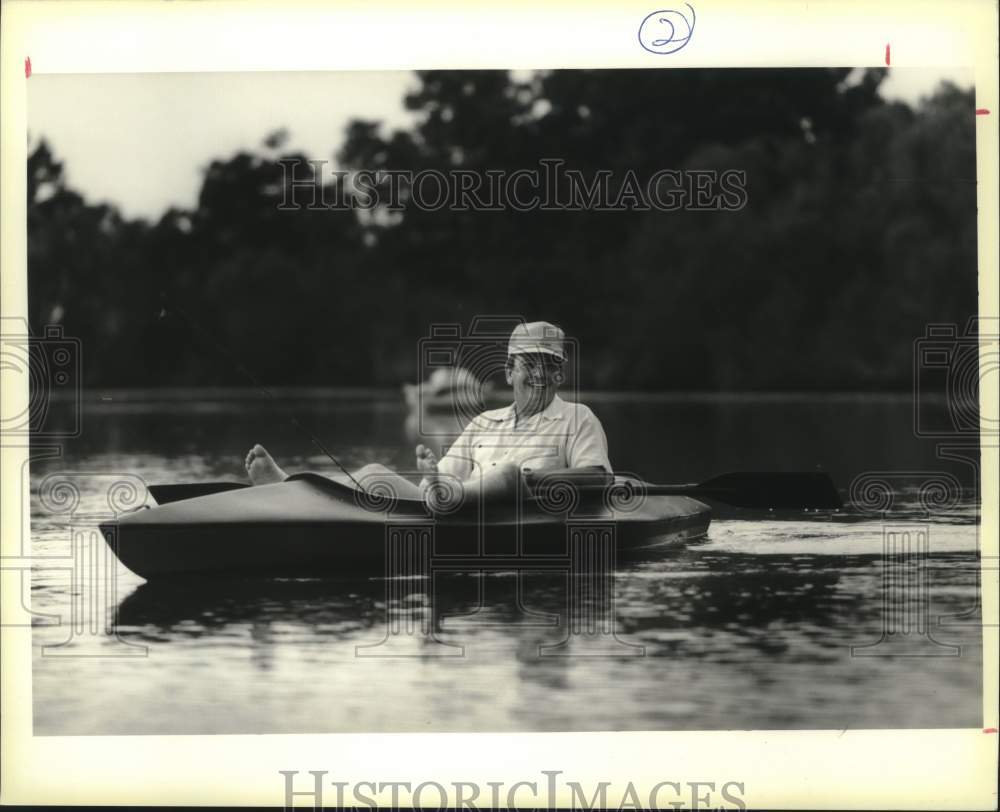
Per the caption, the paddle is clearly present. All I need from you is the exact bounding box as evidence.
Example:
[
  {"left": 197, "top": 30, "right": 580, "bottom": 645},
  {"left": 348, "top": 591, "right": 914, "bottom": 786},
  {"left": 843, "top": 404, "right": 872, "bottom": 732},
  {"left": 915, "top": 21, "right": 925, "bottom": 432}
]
[
  {"left": 566, "top": 471, "right": 843, "bottom": 510},
  {"left": 149, "top": 471, "right": 842, "bottom": 510},
  {"left": 534, "top": 471, "right": 843, "bottom": 510}
]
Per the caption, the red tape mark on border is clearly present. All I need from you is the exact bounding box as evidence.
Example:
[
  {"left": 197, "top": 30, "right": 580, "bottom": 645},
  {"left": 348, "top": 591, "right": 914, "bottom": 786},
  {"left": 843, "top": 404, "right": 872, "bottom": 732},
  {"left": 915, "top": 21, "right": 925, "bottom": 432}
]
[
  {"left": 25, "top": 56, "right": 31, "bottom": 78},
  {"left": 984, "top": 727, "right": 998, "bottom": 733},
  {"left": 884, "top": 44, "right": 890, "bottom": 66},
  {"left": 976, "top": 109, "right": 990, "bottom": 115}
]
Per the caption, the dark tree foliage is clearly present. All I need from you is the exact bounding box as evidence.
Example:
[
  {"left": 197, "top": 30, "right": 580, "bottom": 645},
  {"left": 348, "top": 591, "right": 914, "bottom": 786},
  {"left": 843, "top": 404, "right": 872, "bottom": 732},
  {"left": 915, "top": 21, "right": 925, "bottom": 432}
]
[{"left": 27, "top": 69, "right": 977, "bottom": 389}]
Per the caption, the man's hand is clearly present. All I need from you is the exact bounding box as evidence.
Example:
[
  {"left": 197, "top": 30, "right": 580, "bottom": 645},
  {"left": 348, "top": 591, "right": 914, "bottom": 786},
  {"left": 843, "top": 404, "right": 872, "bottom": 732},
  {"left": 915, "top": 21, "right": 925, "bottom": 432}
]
[
  {"left": 415, "top": 444, "right": 439, "bottom": 475},
  {"left": 521, "top": 467, "right": 541, "bottom": 493}
]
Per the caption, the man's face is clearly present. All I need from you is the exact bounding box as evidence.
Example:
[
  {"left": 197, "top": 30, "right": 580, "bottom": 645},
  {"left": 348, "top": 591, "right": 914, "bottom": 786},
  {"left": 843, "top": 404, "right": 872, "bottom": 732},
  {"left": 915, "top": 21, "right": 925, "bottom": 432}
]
[{"left": 508, "top": 353, "right": 564, "bottom": 406}]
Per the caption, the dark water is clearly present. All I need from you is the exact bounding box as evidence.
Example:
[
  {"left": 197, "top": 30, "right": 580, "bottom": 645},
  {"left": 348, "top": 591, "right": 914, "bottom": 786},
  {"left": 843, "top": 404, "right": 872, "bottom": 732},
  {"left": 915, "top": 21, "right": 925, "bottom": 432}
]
[{"left": 28, "top": 392, "right": 983, "bottom": 734}]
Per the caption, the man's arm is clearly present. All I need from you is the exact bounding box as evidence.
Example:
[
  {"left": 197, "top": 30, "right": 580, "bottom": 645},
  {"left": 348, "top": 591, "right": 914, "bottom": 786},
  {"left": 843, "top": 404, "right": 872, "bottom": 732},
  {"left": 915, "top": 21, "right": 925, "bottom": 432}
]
[
  {"left": 564, "top": 405, "right": 613, "bottom": 475},
  {"left": 520, "top": 404, "right": 616, "bottom": 494},
  {"left": 522, "top": 465, "right": 613, "bottom": 493}
]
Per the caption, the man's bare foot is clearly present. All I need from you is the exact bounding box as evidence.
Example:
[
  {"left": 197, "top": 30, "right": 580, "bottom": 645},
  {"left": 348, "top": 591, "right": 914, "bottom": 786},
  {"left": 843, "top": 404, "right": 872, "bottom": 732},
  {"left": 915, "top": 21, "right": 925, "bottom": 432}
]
[
  {"left": 415, "top": 444, "right": 438, "bottom": 477},
  {"left": 416, "top": 444, "right": 460, "bottom": 511},
  {"left": 415, "top": 444, "right": 440, "bottom": 498},
  {"left": 244, "top": 444, "right": 288, "bottom": 485}
]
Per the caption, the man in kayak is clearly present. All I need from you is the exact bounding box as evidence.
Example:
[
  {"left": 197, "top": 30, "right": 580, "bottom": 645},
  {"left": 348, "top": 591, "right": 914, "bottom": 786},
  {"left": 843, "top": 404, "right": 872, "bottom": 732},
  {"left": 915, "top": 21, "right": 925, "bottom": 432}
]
[{"left": 245, "top": 321, "right": 612, "bottom": 508}]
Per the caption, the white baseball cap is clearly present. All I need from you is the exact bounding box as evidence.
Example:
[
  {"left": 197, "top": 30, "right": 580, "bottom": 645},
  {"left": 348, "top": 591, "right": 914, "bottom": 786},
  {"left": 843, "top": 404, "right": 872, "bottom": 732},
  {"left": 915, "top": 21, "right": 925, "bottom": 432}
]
[{"left": 507, "top": 321, "right": 566, "bottom": 361}]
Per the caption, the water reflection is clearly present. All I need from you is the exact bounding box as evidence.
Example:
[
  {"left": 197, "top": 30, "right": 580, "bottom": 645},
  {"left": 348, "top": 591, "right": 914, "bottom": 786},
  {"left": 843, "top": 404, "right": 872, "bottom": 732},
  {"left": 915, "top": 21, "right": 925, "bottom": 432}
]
[
  {"left": 114, "top": 573, "right": 544, "bottom": 639},
  {"left": 117, "top": 577, "right": 381, "bottom": 634},
  {"left": 114, "top": 554, "right": 854, "bottom": 660}
]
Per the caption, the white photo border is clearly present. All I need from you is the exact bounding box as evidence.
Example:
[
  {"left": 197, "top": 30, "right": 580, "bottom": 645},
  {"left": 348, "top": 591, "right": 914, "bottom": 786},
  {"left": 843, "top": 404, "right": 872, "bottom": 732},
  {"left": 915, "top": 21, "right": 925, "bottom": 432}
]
[{"left": 2, "top": 0, "right": 997, "bottom": 807}]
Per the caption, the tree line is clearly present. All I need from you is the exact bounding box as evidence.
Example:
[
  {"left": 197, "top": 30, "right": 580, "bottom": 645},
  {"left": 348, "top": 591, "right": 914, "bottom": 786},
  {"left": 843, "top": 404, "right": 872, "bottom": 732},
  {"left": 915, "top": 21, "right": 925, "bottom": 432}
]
[{"left": 27, "top": 68, "right": 978, "bottom": 390}]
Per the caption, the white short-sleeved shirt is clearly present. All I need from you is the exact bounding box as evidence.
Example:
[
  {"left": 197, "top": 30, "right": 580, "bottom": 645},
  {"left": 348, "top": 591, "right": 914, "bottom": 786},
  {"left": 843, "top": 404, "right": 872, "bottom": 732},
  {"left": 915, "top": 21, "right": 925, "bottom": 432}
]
[{"left": 436, "top": 395, "right": 612, "bottom": 482}]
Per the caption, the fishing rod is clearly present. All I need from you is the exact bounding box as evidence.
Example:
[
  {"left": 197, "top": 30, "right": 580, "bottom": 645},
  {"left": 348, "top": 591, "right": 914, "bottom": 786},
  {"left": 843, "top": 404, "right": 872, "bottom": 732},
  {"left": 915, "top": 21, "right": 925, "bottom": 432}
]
[{"left": 158, "top": 298, "right": 368, "bottom": 493}]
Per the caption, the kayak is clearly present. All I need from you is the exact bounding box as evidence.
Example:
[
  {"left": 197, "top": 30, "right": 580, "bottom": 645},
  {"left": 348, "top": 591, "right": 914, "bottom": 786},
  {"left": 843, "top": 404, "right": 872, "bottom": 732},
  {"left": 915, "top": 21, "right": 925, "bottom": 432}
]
[{"left": 99, "top": 473, "right": 711, "bottom": 580}]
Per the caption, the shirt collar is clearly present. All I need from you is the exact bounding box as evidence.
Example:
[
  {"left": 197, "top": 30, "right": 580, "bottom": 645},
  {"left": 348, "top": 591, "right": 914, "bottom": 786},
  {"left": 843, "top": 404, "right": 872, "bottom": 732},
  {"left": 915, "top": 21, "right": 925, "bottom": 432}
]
[{"left": 479, "top": 395, "right": 567, "bottom": 423}]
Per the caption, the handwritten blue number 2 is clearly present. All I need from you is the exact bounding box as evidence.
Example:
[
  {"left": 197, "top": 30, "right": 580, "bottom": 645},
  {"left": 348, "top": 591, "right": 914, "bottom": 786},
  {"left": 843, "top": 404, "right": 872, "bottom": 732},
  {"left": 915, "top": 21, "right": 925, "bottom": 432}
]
[{"left": 638, "top": 5, "right": 696, "bottom": 55}]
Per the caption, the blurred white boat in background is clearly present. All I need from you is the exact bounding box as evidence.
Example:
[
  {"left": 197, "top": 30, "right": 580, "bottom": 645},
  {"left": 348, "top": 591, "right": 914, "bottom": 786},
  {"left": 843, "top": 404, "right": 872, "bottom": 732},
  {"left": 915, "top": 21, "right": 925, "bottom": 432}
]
[{"left": 402, "top": 366, "right": 499, "bottom": 413}]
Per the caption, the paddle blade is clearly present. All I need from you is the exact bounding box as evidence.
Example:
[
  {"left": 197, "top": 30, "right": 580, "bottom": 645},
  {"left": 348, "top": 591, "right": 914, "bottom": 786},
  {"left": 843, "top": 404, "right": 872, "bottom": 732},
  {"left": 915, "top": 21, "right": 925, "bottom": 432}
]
[
  {"left": 696, "top": 471, "right": 843, "bottom": 510},
  {"left": 147, "top": 482, "right": 250, "bottom": 505}
]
